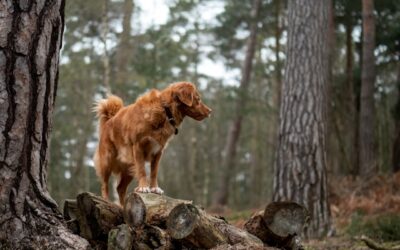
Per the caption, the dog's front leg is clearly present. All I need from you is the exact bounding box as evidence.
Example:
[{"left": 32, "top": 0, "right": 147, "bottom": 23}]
[
  {"left": 150, "top": 152, "right": 164, "bottom": 194},
  {"left": 133, "top": 146, "right": 150, "bottom": 193}
]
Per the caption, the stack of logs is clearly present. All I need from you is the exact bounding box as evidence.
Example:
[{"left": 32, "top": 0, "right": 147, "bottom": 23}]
[{"left": 63, "top": 192, "right": 309, "bottom": 250}]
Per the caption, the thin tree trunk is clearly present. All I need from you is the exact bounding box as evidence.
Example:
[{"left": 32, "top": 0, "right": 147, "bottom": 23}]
[
  {"left": 115, "top": 0, "right": 134, "bottom": 97},
  {"left": 0, "top": 1, "right": 89, "bottom": 248},
  {"left": 212, "top": 0, "right": 262, "bottom": 208},
  {"left": 101, "top": 0, "right": 111, "bottom": 95},
  {"left": 359, "top": 0, "right": 377, "bottom": 177},
  {"left": 274, "top": 0, "right": 282, "bottom": 108},
  {"left": 392, "top": 64, "right": 400, "bottom": 173},
  {"left": 273, "top": 0, "right": 331, "bottom": 238},
  {"left": 344, "top": 12, "right": 359, "bottom": 175}
]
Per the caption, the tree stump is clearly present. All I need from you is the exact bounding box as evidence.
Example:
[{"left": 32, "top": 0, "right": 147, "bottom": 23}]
[
  {"left": 76, "top": 192, "right": 124, "bottom": 241},
  {"left": 244, "top": 202, "right": 310, "bottom": 250}
]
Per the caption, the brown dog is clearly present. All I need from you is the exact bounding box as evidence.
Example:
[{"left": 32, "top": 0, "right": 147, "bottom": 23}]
[{"left": 93, "top": 82, "right": 212, "bottom": 205}]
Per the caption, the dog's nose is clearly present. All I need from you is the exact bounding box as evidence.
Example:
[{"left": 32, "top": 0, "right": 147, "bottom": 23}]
[{"left": 207, "top": 108, "right": 212, "bottom": 117}]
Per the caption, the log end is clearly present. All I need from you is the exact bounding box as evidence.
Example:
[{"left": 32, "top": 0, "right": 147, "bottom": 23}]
[
  {"left": 167, "top": 203, "right": 199, "bottom": 239},
  {"left": 263, "top": 201, "right": 310, "bottom": 238},
  {"left": 107, "top": 224, "right": 133, "bottom": 250},
  {"left": 123, "top": 192, "right": 146, "bottom": 227}
]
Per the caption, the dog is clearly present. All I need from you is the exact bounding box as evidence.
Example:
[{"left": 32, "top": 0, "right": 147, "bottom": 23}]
[{"left": 93, "top": 82, "right": 212, "bottom": 205}]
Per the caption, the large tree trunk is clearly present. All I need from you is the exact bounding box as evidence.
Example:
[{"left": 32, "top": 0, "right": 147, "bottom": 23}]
[
  {"left": 273, "top": 0, "right": 331, "bottom": 238},
  {"left": 0, "top": 1, "right": 89, "bottom": 248},
  {"left": 359, "top": 0, "right": 377, "bottom": 177},
  {"left": 212, "top": 0, "right": 261, "bottom": 208}
]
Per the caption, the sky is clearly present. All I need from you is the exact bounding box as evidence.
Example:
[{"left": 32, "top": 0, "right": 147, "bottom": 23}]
[{"left": 135, "top": 0, "right": 241, "bottom": 85}]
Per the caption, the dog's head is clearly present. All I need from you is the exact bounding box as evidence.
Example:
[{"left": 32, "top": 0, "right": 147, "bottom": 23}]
[{"left": 171, "top": 82, "right": 212, "bottom": 121}]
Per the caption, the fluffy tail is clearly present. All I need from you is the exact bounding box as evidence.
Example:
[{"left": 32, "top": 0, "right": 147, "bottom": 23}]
[{"left": 94, "top": 95, "right": 124, "bottom": 128}]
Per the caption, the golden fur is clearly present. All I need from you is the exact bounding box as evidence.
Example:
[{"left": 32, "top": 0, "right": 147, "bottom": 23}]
[{"left": 93, "top": 82, "right": 212, "bottom": 205}]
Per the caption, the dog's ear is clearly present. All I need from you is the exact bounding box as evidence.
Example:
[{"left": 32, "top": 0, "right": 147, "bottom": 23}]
[{"left": 176, "top": 86, "right": 194, "bottom": 107}]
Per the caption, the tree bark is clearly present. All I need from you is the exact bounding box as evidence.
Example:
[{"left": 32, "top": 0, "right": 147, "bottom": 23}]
[
  {"left": 212, "top": 0, "right": 262, "bottom": 208},
  {"left": 392, "top": 64, "right": 400, "bottom": 173},
  {"left": 273, "top": 0, "right": 331, "bottom": 238},
  {"left": 114, "top": 0, "right": 134, "bottom": 98},
  {"left": 167, "top": 203, "right": 263, "bottom": 249},
  {"left": 0, "top": 1, "right": 89, "bottom": 248},
  {"left": 344, "top": 9, "right": 359, "bottom": 175},
  {"left": 101, "top": 0, "right": 111, "bottom": 95},
  {"left": 359, "top": 0, "right": 377, "bottom": 177}
]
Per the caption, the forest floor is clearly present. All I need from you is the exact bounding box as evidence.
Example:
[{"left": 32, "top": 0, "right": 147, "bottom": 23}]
[{"left": 225, "top": 172, "right": 400, "bottom": 250}]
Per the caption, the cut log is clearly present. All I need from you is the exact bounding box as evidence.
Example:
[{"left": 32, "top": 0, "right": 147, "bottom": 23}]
[
  {"left": 108, "top": 224, "right": 133, "bottom": 250},
  {"left": 123, "top": 192, "right": 146, "bottom": 227},
  {"left": 63, "top": 199, "right": 79, "bottom": 220},
  {"left": 244, "top": 202, "right": 310, "bottom": 250},
  {"left": 132, "top": 224, "right": 173, "bottom": 250},
  {"left": 210, "top": 243, "right": 279, "bottom": 250},
  {"left": 123, "top": 192, "right": 192, "bottom": 227},
  {"left": 263, "top": 202, "right": 310, "bottom": 239},
  {"left": 76, "top": 192, "right": 124, "bottom": 241},
  {"left": 167, "top": 203, "right": 263, "bottom": 249},
  {"left": 209, "top": 214, "right": 263, "bottom": 246}
]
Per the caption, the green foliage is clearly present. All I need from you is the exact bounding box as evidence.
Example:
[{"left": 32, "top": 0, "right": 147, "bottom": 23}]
[{"left": 346, "top": 212, "right": 400, "bottom": 241}]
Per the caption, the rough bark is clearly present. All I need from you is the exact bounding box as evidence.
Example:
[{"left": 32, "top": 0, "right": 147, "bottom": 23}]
[
  {"left": 359, "top": 0, "right": 377, "bottom": 177},
  {"left": 0, "top": 1, "right": 89, "bottom": 249},
  {"left": 76, "top": 192, "right": 124, "bottom": 241},
  {"left": 273, "top": 0, "right": 331, "bottom": 238},
  {"left": 212, "top": 0, "right": 262, "bottom": 208}
]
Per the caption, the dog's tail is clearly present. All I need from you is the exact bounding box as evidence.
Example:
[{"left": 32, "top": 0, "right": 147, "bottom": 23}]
[{"left": 94, "top": 95, "right": 124, "bottom": 127}]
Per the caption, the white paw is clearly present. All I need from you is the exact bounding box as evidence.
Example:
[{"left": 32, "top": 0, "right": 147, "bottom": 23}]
[
  {"left": 135, "top": 186, "right": 151, "bottom": 193},
  {"left": 150, "top": 187, "right": 164, "bottom": 195}
]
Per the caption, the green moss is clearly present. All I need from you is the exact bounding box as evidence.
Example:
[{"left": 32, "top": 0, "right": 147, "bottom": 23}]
[{"left": 346, "top": 212, "right": 400, "bottom": 241}]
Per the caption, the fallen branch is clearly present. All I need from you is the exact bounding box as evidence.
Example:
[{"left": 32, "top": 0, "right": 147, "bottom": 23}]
[{"left": 357, "top": 235, "right": 400, "bottom": 250}]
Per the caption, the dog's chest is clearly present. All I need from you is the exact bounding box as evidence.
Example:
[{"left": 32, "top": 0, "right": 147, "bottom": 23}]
[{"left": 148, "top": 137, "right": 161, "bottom": 155}]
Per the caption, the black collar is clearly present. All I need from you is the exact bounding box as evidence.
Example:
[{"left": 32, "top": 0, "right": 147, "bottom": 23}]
[{"left": 164, "top": 106, "right": 178, "bottom": 135}]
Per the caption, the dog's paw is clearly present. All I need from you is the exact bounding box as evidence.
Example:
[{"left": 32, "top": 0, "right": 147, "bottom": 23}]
[
  {"left": 135, "top": 186, "right": 151, "bottom": 193},
  {"left": 150, "top": 187, "right": 164, "bottom": 195}
]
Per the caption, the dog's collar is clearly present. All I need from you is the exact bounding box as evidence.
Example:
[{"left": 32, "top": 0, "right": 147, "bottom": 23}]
[{"left": 164, "top": 106, "right": 178, "bottom": 135}]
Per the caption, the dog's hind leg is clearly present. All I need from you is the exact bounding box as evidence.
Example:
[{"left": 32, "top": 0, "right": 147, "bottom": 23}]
[
  {"left": 117, "top": 172, "right": 133, "bottom": 206},
  {"left": 94, "top": 150, "right": 112, "bottom": 200},
  {"left": 100, "top": 169, "right": 111, "bottom": 200}
]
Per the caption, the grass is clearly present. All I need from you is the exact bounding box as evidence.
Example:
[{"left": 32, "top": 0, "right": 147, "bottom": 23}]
[{"left": 346, "top": 211, "right": 400, "bottom": 241}]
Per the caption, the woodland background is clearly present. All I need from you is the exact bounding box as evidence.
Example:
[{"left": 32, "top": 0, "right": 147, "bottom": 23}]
[{"left": 47, "top": 0, "right": 400, "bottom": 242}]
